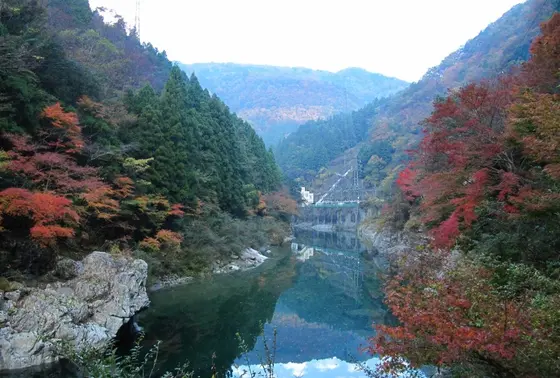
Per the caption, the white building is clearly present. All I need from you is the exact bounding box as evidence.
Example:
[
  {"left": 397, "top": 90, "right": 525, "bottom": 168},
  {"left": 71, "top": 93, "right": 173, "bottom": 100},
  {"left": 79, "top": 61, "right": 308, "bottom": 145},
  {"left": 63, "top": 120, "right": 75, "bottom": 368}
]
[{"left": 300, "top": 187, "right": 314, "bottom": 206}]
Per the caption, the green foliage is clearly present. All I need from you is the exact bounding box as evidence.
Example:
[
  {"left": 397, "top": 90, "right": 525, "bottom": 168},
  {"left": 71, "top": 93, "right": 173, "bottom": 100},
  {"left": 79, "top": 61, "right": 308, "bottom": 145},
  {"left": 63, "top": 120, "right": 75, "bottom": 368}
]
[
  {"left": 0, "top": 0, "right": 287, "bottom": 278},
  {"left": 282, "top": 0, "right": 559, "bottom": 201},
  {"left": 122, "top": 67, "right": 282, "bottom": 214},
  {"left": 276, "top": 100, "right": 385, "bottom": 182},
  {"left": 0, "top": 277, "right": 11, "bottom": 291},
  {"left": 178, "top": 63, "right": 409, "bottom": 145},
  {"left": 58, "top": 336, "right": 192, "bottom": 378}
]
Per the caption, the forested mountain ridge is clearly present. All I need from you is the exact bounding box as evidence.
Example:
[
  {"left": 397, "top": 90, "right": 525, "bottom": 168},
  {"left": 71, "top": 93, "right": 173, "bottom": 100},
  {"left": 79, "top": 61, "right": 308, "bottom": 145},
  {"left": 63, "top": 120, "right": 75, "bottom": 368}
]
[
  {"left": 177, "top": 63, "right": 409, "bottom": 145},
  {"left": 0, "top": 0, "right": 290, "bottom": 278},
  {"left": 372, "top": 12, "right": 560, "bottom": 377},
  {"left": 276, "top": 0, "right": 560, "bottom": 195}
]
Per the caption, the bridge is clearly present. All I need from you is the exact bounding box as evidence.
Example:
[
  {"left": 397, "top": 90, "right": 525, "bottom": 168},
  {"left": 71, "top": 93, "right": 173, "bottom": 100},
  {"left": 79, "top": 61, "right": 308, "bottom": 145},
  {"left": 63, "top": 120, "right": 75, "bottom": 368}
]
[{"left": 295, "top": 160, "right": 375, "bottom": 230}]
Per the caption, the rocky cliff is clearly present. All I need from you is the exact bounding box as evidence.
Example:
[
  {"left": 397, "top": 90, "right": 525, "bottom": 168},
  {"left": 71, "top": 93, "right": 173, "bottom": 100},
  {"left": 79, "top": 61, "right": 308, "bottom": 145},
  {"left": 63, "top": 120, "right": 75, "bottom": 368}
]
[
  {"left": 359, "top": 223, "right": 429, "bottom": 265},
  {"left": 0, "top": 252, "right": 149, "bottom": 372}
]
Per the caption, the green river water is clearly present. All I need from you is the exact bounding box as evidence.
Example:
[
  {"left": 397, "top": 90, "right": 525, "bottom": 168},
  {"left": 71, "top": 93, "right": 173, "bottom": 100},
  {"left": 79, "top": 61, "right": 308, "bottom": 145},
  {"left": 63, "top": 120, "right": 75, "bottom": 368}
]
[
  {"left": 137, "top": 229, "right": 411, "bottom": 377},
  {"left": 8, "top": 229, "right": 426, "bottom": 378}
]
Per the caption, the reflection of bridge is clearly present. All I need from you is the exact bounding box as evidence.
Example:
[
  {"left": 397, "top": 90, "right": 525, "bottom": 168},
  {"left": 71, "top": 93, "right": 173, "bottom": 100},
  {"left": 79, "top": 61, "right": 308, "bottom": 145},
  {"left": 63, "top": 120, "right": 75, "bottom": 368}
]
[
  {"left": 291, "top": 230, "right": 366, "bottom": 301},
  {"left": 293, "top": 229, "right": 363, "bottom": 251}
]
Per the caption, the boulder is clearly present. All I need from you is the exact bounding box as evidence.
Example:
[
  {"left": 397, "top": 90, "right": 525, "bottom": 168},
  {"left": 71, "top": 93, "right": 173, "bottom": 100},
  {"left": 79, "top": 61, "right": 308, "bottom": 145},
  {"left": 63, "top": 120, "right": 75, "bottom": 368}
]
[
  {"left": 54, "top": 258, "right": 84, "bottom": 280},
  {"left": 3, "top": 290, "right": 20, "bottom": 302},
  {"left": 282, "top": 236, "right": 294, "bottom": 244},
  {"left": 213, "top": 248, "right": 268, "bottom": 274},
  {"left": 0, "top": 252, "right": 149, "bottom": 372}
]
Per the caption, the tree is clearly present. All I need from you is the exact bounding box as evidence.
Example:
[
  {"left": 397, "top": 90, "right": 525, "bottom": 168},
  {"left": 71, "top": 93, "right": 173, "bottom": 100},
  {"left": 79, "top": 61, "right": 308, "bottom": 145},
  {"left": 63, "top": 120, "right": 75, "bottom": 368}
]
[
  {"left": 0, "top": 188, "right": 79, "bottom": 246},
  {"left": 377, "top": 12, "right": 560, "bottom": 376}
]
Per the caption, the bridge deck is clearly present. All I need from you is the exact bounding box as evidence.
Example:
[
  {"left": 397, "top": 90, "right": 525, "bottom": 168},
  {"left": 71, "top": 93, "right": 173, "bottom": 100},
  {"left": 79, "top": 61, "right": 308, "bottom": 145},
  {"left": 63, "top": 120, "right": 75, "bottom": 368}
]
[{"left": 305, "top": 202, "right": 360, "bottom": 208}]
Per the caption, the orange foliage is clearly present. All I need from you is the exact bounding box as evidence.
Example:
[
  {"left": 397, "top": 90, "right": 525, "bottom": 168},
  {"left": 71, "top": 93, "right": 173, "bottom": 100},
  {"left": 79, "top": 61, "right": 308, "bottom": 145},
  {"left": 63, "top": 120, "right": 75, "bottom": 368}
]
[
  {"left": 509, "top": 91, "right": 560, "bottom": 179},
  {"left": 156, "top": 229, "right": 182, "bottom": 246},
  {"left": 139, "top": 237, "right": 161, "bottom": 252},
  {"left": 41, "top": 102, "right": 84, "bottom": 152},
  {"left": 139, "top": 230, "right": 182, "bottom": 254},
  {"left": 0, "top": 188, "right": 78, "bottom": 246},
  {"left": 81, "top": 185, "right": 120, "bottom": 220},
  {"left": 382, "top": 13, "right": 560, "bottom": 373},
  {"left": 263, "top": 191, "right": 298, "bottom": 217},
  {"left": 370, "top": 251, "right": 532, "bottom": 372}
]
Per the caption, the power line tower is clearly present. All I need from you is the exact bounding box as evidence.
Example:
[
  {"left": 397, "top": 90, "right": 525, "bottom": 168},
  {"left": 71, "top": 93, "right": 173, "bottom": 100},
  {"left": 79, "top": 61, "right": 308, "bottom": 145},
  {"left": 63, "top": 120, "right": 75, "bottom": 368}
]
[
  {"left": 353, "top": 158, "right": 359, "bottom": 189},
  {"left": 134, "top": 0, "right": 141, "bottom": 38}
]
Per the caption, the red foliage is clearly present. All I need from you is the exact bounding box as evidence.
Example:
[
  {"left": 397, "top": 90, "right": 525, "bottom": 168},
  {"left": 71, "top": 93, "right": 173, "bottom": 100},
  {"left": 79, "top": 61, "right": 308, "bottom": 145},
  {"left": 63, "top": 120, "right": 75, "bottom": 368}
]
[
  {"left": 168, "top": 203, "right": 186, "bottom": 217},
  {"left": 521, "top": 13, "right": 560, "bottom": 92},
  {"left": 0, "top": 188, "right": 78, "bottom": 246},
  {"left": 396, "top": 167, "right": 420, "bottom": 201},
  {"left": 263, "top": 191, "right": 298, "bottom": 216},
  {"left": 5, "top": 130, "right": 103, "bottom": 195},
  {"left": 370, "top": 253, "right": 532, "bottom": 371},
  {"left": 401, "top": 81, "right": 513, "bottom": 248},
  {"left": 378, "top": 12, "right": 560, "bottom": 374}
]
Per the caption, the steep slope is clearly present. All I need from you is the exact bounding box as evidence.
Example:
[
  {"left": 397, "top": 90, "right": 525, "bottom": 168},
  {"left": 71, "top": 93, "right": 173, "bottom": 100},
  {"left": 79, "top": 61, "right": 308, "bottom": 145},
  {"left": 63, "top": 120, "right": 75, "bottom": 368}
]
[
  {"left": 373, "top": 14, "right": 560, "bottom": 377},
  {"left": 177, "top": 63, "right": 409, "bottom": 145},
  {"left": 277, "top": 0, "right": 559, "bottom": 194},
  {"left": 0, "top": 0, "right": 285, "bottom": 276}
]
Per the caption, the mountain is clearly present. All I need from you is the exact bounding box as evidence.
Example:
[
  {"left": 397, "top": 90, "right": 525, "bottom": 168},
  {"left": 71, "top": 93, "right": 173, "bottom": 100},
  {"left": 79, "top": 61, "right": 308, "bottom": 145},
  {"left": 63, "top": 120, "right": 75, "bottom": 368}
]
[
  {"left": 0, "top": 0, "right": 286, "bottom": 276},
  {"left": 176, "top": 63, "right": 409, "bottom": 145},
  {"left": 276, "top": 0, "right": 560, "bottom": 195}
]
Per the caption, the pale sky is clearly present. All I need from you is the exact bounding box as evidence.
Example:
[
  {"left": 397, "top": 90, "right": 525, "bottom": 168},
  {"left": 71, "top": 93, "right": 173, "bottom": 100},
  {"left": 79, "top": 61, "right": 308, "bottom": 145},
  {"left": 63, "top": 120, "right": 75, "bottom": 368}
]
[{"left": 89, "top": 0, "right": 525, "bottom": 82}]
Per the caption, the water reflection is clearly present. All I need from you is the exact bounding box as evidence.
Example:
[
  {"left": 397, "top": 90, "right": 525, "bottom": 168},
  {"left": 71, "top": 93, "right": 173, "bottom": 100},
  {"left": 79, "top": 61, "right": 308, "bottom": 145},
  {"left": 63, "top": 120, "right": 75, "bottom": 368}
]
[
  {"left": 233, "top": 357, "right": 385, "bottom": 378},
  {"left": 140, "top": 230, "right": 416, "bottom": 377}
]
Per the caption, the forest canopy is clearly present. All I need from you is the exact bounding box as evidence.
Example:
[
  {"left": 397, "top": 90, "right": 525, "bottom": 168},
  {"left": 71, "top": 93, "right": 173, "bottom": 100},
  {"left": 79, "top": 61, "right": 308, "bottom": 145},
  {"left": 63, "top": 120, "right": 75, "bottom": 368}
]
[{"left": 0, "top": 0, "right": 287, "bottom": 277}]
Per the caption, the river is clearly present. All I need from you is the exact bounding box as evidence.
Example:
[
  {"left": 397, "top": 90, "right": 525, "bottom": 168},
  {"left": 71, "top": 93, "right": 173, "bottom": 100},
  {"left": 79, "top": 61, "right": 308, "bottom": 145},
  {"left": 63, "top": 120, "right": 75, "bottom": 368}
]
[{"left": 137, "top": 229, "right": 410, "bottom": 377}]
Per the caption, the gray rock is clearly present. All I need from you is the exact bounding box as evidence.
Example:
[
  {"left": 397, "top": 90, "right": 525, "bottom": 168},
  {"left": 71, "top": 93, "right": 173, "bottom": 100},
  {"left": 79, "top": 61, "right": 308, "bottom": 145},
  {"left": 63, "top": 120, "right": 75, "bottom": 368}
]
[
  {"left": 0, "top": 252, "right": 149, "bottom": 372},
  {"left": 214, "top": 248, "right": 268, "bottom": 274},
  {"left": 0, "top": 300, "right": 14, "bottom": 312},
  {"left": 282, "top": 236, "right": 294, "bottom": 244},
  {"left": 55, "top": 258, "right": 84, "bottom": 280},
  {"left": 3, "top": 291, "right": 20, "bottom": 302},
  {"left": 148, "top": 276, "right": 194, "bottom": 292}
]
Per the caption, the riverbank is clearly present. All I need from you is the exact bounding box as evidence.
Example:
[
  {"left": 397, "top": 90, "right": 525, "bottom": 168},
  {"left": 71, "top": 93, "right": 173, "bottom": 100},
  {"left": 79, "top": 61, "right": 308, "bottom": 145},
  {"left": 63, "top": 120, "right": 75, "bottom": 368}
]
[
  {"left": 134, "top": 228, "right": 392, "bottom": 377},
  {"left": 0, "top": 215, "right": 292, "bottom": 373},
  {"left": 0, "top": 252, "right": 149, "bottom": 372},
  {"left": 358, "top": 221, "right": 428, "bottom": 258},
  {"left": 0, "top": 245, "right": 284, "bottom": 373},
  {"left": 148, "top": 245, "right": 281, "bottom": 291}
]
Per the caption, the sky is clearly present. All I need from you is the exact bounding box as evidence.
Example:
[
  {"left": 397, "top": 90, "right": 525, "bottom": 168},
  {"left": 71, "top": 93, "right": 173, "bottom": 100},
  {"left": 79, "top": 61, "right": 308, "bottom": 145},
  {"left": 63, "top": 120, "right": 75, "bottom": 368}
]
[{"left": 89, "top": 0, "right": 526, "bottom": 82}]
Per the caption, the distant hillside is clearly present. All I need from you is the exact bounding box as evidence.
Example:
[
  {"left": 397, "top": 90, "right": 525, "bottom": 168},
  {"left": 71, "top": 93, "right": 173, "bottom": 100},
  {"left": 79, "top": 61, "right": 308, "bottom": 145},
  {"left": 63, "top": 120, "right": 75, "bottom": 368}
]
[
  {"left": 177, "top": 63, "right": 409, "bottom": 145},
  {"left": 276, "top": 0, "right": 560, "bottom": 194}
]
